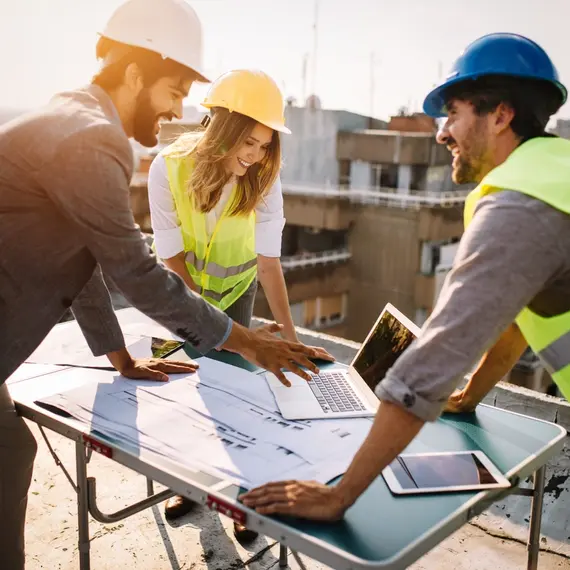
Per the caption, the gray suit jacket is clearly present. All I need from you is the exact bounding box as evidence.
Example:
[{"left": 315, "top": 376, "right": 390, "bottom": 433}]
[{"left": 0, "top": 85, "right": 231, "bottom": 382}]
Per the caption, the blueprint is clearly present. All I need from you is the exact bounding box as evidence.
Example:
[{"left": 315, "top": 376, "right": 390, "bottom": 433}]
[
  {"left": 37, "top": 360, "right": 373, "bottom": 488},
  {"left": 26, "top": 306, "right": 184, "bottom": 368}
]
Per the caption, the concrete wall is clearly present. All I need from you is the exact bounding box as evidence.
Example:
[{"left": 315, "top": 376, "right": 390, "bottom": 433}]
[
  {"left": 342, "top": 202, "right": 465, "bottom": 341},
  {"left": 280, "top": 193, "right": 465, "bottom": 342},
  {"left": 281, "top": 107, "right": 341, "bottom": 185},
  {"left": 280, "top": 107, "right": 388, "bottom": 186},
  {"left": 282, "top": 193, "right": 356, "bottom": 231},
  {"left": 418, "top": 206, "right": 464, "bottom": 241},
  {"left": 349, "top": 160, "right": 373, "bottom": 189},
  {"left": 397, "top": 164, "right": 412, "bottom": 192},
  {"left": 347, "top": 206, "right": 421, "bottom": 340},
  {"left": 335, "top": 110, "right": 372, "bottom": 131},
  {"left": 337, "top": 131, "right": 451, "bottom": 166},
  {"left": 254, "top": 264, "right": 351, "bottom": 316}
]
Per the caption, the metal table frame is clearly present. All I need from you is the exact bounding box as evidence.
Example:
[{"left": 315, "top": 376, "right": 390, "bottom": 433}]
[{"left": 16, "top": 394, "right": 562, "bottom": 570}]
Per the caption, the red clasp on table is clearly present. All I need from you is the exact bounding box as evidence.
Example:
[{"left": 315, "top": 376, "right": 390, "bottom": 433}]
[
  {"left": 82, "top": 434, "right": 113, "bottom": 458},
  {"left": 206, "top": 495, "right": 247, "bottom": 525}
]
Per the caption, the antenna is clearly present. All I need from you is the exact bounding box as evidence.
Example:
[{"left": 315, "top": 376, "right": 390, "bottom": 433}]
[
  {"left": 370, "top": 52, "right": 375, "bottom": 117},
  {"left": 302, "top": 53, "right": 308, "bottom": 102},
  {"left": 311, "top": 0, "right": 319, "bottom": 96}
]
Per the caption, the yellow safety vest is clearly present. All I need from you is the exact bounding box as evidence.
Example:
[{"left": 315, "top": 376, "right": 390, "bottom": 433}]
[
  {"left": 161, "top": 149, "right": 257, "bottom": 311},
  {"left": 464, "top": 137, "right": 570, "bottom": 400}
]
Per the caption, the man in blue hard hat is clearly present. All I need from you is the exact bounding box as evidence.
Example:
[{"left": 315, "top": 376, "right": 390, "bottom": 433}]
[{"left": 241, "top": 32, "right": 570, "bottom": 520}]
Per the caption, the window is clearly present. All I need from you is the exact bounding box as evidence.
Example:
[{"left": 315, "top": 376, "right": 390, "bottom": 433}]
[
  {"left": 291, "top": 294, "right": 348, "bottom": 330},
  {"left": 371, "top": 163, "right": 382, "bottom": 189},
  {"left": 319, "top": 294, "right": 345, "bottom": 325},
  {"left": 338, "top": 160, "right": 351, "bottom": 188},
  {"left": 380, "top": 164, "right": 399, "bottom": 189}
]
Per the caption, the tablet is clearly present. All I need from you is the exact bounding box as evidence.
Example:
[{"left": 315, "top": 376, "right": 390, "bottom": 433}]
[
  {"left": 382, "top": 450, "right": 511, "bottom": 495},
  {"left": 151, "top": 338, "right": 185, "bottom": 359}
]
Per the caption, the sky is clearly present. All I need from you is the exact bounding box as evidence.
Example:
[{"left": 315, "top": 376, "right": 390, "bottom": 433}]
[{"left": 1, "top": 0, "right": 569, "bottom": 121}]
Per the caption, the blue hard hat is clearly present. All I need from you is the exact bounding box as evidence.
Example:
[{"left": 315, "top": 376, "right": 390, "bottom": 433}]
[{"left": 423, "top": 33, "right": 567, "bottom": 118}]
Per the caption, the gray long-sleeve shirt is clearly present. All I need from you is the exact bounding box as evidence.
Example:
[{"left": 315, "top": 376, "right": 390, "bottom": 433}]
[
  {"left": 0, "top": 84, "right": 231, "bottom": 383},
  {"left": 375, "top": 190, "right": 570, "bottom": 421}
]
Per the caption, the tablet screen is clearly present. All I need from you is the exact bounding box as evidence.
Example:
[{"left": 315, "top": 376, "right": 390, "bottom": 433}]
[
  {"left": 388, "top": 452, "right": 499, "bottom": 490},
  {"left": 151, "top": 338, "right": 185, "bottom": 359}
]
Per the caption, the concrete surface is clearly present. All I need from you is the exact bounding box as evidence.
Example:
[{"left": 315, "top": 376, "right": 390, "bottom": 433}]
[{"left": 25, "top": 423, "right": 569, "bottom": 570}]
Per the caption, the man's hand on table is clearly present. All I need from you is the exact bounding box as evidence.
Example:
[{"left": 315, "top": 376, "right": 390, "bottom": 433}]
[
  {"left": 222, "top": 322, "right": 335, "bottom": 386},
  {"left": 241, "top": 480, "right": 347, "bottom": 521},
  {"left": 444, "top": 389, "right": 478, "bottom": 414},
  {"left": 107, "top": 348, "right": 199, "bottom": 382}
]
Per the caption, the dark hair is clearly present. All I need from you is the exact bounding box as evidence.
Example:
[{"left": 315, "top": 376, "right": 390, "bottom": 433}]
[
  {"left": 443, "top": 75, "right": 564, "bottom": 142},
  {"left": 92, "top": 37, "right": 197, "bottom": 90}
]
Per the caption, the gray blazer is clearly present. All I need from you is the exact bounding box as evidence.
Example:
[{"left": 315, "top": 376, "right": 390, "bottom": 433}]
[{"left": 0, "top": 85, "right": 231, "bottom": 382}]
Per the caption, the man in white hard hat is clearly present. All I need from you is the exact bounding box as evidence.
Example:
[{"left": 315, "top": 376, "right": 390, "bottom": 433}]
[{"left": 0, "top": 1, "right": 331, "bottom": 567}]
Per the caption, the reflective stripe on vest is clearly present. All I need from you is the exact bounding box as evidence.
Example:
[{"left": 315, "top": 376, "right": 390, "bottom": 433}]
[
  {"left": 463, "top": 137, "right": 570, "bottom": 401},
  {"left": 537, "top": 330, "right": 570, "bottom": 375},
  {"left": 185, "top": 251, "right": 205, "bottom": 271},
  {"left": 202, "top": 284, "right": 237, "bottom": 303},
  {"left": 185, "top": 251, "right": 257, "bottom": 278}
]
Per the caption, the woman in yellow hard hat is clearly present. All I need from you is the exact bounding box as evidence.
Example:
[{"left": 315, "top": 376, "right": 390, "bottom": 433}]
[{"left": 147, "top": 69, "right": 297, "bottom": 540}]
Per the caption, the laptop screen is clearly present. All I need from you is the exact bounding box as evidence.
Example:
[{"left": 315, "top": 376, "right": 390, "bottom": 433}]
[{"left": 352, "top": 306, "right": 417, "bottom": 393}]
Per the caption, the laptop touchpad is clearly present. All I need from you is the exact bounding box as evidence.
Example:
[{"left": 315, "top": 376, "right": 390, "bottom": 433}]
[{"left": 265, "top": 372, "right": 311, "bottom": 389}]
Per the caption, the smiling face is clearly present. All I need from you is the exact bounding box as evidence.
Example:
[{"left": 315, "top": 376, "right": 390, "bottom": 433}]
[
  {"left": 133, "top": 75, "right": 193, "bottom": 147},
  {"left": 436, "top": 99, "right": 494, "bottom": 185},
  {"left": 225, "top": 122, "right": 274, "bottom": 177}
]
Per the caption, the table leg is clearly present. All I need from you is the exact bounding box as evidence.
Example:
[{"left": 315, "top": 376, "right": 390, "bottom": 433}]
[
  {"left": 527, "top": 465, "right": 546, "bottom": 570},
  {"left": 279, "top": 544, "right": 288, "bottom": 568},
  {"left": 76, "top": 440, "right": 91, "bottom": 570},
  {"left": 146, "top": 478, "right": 154, "bottom": 497},
  {"left": 291, "top": 550, "right": 308, "bottom": 570}
]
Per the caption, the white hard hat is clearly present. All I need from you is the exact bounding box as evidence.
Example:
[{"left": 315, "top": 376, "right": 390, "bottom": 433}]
[{"left": 99, "top": 0, "right": 210, "bottom": 82}]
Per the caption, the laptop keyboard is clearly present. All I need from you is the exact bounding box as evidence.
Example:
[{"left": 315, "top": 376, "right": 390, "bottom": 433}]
[{"left": 307, "top": 371, "right": 367, "bottom": 413}]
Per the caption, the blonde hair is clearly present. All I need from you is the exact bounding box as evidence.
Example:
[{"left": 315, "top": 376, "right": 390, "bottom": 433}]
[{"left": 167, "top": 108, "right": 281, "bottom": 215}]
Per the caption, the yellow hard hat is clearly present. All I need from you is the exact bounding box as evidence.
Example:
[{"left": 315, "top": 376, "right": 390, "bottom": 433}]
[{"left": 201, "top": 69, "right": 291, "bottom": 134}]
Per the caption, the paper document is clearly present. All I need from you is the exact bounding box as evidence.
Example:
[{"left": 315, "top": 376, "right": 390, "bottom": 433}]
[
  {"left": 115, "top": 308, "right": 184, "bottom": 342},
  {"left": 26, "top": 306, "right": 184, "bottom": 368},
  {"left": 193, "top": 357, "right": 278, "bottom": 412},
  {"left": 6, "top": 363, "right": 68, "bottom": 386},
  {"left": 27, "top": 332, "right": 180, "bottom": 368},
  {"left": 37, "top": 362, "right": 372, "bottom": 488},
  {"left": 26, "top": 320, "right": 143, "bottom": 367}
]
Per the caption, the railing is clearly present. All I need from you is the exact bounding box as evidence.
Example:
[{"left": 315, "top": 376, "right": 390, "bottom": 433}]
[
  {"left": 128, "top": 174, "right": 467, "bottom": 208},
  {"left": 281, "top": 182, "right": 469, "bottom": 208},
  {"left": 280, "top": 248, "right": 351, "bottom": 272}
]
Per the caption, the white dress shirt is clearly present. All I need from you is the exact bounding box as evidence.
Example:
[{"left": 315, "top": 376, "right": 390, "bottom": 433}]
[{"left": 148, "top": 153, "right": 286, "bottom": 259}]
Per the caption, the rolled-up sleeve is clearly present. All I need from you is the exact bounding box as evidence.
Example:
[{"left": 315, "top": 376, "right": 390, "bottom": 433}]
[
  {"left": 148, "top": 153, "right": 185, "bottom": 259},
  {"left": 255, "top": 176, "right": 285, "bottom": 257},
  {"left": 374, "top": 192, "right": 564, "bottom": 422}
]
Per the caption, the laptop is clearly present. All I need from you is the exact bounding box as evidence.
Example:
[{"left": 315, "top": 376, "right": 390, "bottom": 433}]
[{"left": 265, "top": 303, "right": 421, "bottom": 420}]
